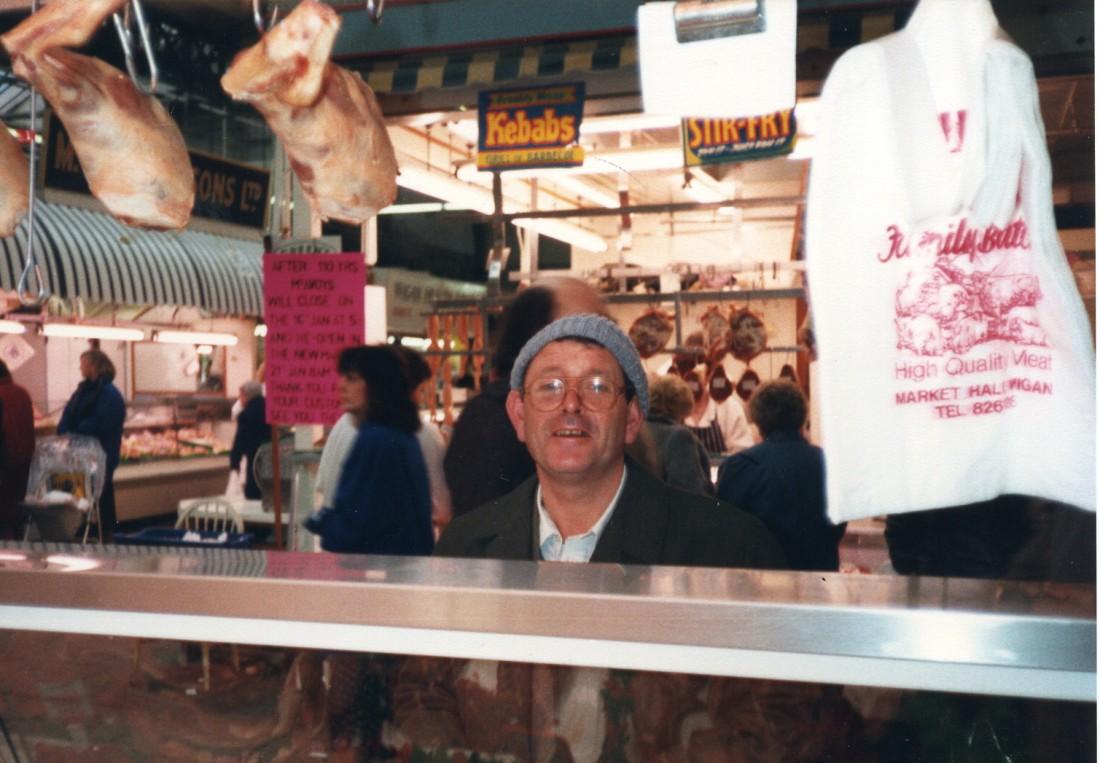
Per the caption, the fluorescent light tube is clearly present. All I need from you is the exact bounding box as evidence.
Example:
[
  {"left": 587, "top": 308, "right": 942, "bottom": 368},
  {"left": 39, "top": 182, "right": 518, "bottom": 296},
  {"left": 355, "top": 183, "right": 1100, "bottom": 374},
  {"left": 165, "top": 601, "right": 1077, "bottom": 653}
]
[
  {"left": 548, "top": 175, "right": 620, "bottom": 209},
  {"left": 398, "top": 165, "right": 608, "bottom": 252},
  {"left": 513, "top": 218, "right": 608, "bottom": 254},
  {"left": 43, "top": 324, "right": 145, "bottom": 341},
  {"left": 457, "top": 146, "right": 685, "bottom": 181},
  {"left": 397, "top": 166, "right": 495, "bottom": 215},
  {"left": 155, "top": 330, "right": 238, "bottom": 346}
]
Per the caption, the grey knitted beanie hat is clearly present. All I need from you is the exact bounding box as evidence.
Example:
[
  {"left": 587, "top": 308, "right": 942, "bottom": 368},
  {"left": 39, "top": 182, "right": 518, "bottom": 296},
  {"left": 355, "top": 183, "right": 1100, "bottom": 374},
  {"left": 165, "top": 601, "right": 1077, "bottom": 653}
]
[{"left": 509, "top": 313, "right": 649, "bottom": 416}]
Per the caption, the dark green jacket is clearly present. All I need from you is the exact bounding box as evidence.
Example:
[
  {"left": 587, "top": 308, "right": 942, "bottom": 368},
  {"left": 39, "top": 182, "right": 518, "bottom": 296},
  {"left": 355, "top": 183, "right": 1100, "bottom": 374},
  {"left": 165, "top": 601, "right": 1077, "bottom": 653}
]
[{"left": 436, "top": 458, "right": 786, "bottom": 569}]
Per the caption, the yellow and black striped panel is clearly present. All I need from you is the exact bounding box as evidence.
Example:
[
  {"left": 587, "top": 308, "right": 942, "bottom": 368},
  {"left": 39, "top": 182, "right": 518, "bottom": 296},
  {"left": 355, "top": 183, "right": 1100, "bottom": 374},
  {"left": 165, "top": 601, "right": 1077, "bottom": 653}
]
[
  {"left": 353, "top": 36, "right": 638, "bottom": 95},
  {"left": 349, "top": 8, "right": 902, "bottom": 96}
]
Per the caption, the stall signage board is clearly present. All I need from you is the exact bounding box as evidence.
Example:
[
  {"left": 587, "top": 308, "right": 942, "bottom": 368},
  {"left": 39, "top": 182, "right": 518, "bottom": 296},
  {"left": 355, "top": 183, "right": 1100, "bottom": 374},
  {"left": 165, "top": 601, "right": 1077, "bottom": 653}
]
[
  {"left": 371, "top": 267, "right": 486, "bottom": 336},
  {"left": 263, "top": 253, "right": 365, "bottom": 426},
  {"left": 270, "top": 236, "right": 343, "bottom": 254},
  {"left": 476, "top": 83, "right": 586, "bottom": 171},
  {"left": 681, "top": 108, "right": 797, "bottom": 166},
  {"left": 42, "top": 113, "right": 270, "bottom": 230}
]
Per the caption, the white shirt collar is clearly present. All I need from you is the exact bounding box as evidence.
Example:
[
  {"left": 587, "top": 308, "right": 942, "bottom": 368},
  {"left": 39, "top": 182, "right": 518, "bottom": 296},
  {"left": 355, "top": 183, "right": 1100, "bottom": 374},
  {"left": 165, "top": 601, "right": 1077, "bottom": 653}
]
[{"left": 536, "top": 465, "right": 628, "bottom": 563}]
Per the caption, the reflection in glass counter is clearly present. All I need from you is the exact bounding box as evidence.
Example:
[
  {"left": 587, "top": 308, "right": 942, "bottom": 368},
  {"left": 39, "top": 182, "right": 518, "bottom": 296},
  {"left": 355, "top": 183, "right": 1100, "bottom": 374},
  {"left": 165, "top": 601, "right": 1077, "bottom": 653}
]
[
  {"left": 0, "top": 545, "right": 1093, "bottom": 761},
  {"left": 0, "top": 631, "right": 1092, "bottom": 762}
]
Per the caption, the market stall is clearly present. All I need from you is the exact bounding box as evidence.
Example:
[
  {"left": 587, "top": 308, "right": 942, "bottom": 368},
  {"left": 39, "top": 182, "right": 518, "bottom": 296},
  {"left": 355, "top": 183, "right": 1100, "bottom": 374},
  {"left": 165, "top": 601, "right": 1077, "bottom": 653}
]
[{"left": 0, "top": 0, "right": 1091, "bottom": 760}]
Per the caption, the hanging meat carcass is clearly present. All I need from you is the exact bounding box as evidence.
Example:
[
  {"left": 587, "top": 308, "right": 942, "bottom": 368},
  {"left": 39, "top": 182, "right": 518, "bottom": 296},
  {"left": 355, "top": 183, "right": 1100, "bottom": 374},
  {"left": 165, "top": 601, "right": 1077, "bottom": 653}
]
[
  {"left": 672, "top": 331, "right": 706, "bottom": 374},
  {"left": 728, "top": 306, "right": 768, "bottom": 362},
  {"left": 628, "top": 308, "right": 673, "bottom": 359},
  {"left": 707, "top": 363, "right": 734, "bottom": 403},
  {"left": 698, "top": 305, "right": 732, "bottom": 364},
  {"left": 221, "top": 0, "right": 398, "bottom": 224},
  {"left": 778, "top": 363, "right": 799, "bottom": 384},
  {"left": 736, "top": 367, "right": 761, "bottom": 401},
  {"left": 0, "top": 123, "right": 28, "bottom": 237},
  {"left": 1, "top": 0, "right": 194, "bottom": 230}
]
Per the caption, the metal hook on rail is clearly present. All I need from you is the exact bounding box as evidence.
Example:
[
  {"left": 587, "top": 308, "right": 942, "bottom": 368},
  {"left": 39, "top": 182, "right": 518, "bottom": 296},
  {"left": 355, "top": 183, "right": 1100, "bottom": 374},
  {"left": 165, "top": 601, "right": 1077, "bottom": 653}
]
[
  {"left": 16, "top": 102, "right": 47, "bottom": 307},
  {"left": 366, "top": 0, "right": 384, "bottom": 24},
  {"left": 17, "top": 0, "right": 47, "bottom": 307},
  {"left": 252, "top": 0, "right": 280, "bottom": 35},
  {"left": 112, "top": 0, "right": 158, "bottom": 95}
]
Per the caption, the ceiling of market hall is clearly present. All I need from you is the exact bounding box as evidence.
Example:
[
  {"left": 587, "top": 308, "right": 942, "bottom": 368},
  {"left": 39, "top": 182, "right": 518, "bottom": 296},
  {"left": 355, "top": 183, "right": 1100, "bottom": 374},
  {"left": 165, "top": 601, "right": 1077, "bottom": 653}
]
[{"left": 0, "top": 0, "right": 1092, "bottom": 280}]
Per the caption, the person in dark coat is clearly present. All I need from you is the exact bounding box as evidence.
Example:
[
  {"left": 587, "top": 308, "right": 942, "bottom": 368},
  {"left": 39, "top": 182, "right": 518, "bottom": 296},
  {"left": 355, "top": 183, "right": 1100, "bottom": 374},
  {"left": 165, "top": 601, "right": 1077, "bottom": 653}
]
[
  {"left": 57, "top": 348, "right": 125, "bottom": 539},
  {"left": 304, "top": 345, "right": 433, "bottom": 556},
  {"left": 229, "top": 380, "right": 269, "bottom": 500},
  {"left": 444, "top": 277, "right": 608, "bottom": 518},
  {"left": 716, "top": 380, "right": 846, "bottom": 571},
  {"left": 0, "top": 360, "right": 35, "bottom": 539},
  {"left": 409, "top": 317, "right": 804, "bottom": 763},
  {"left": 645, "top": 373, "right": 714, "bottom": 496},
  {"left": 438, "top": 313, "right": 783, "bottom": 567},
  {"left": 443, "top": 287, "right": 550, "bottom": 518}
]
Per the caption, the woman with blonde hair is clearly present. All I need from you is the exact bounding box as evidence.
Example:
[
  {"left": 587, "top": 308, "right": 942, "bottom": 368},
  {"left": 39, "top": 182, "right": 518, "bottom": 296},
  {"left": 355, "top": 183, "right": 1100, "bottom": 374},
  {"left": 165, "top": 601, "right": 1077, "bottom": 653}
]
[
  {"left": 58, "top": 348, "right": 125, "bottom": 539},
  {"left": 646, "top": 373, "right": 714, "bottom": 496}
]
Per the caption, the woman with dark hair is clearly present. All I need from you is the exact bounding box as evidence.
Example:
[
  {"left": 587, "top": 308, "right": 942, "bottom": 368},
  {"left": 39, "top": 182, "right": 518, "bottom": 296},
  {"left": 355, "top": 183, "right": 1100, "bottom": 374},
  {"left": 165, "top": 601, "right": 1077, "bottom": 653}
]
[
  {"left": 392, "top": 345, "right": 452, "bottom": 535},
  {"left": 57, "top": 348, "right": 126, "bottom": 539},
  {"left": 305, "top": 345, "right": 433, "bottom": 555}
]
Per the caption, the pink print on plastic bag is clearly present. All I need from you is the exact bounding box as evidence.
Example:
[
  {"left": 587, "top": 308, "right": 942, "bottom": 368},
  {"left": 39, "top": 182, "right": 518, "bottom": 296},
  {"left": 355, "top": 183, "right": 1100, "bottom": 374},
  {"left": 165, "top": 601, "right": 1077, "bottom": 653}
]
[{"left": 891, "top": 217, "right": 1046, "bottom": 357}]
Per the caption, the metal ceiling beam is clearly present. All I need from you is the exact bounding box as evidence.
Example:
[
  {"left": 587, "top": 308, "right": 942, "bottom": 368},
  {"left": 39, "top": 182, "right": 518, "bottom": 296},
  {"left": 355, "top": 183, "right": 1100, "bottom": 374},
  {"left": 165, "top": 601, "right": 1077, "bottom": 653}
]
[{"left": 502, "top": 196, "right": 803, "bottom": 222}]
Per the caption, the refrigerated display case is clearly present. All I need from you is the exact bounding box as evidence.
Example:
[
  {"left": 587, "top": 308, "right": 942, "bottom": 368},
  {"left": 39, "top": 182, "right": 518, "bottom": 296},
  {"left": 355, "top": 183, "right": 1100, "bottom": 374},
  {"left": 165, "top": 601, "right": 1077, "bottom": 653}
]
[
  {"left": 121, "top": 395, "right": 234, "bottom": 463},
  {"left": 113, "top": 396, "right": 236, "bottom": 522}
]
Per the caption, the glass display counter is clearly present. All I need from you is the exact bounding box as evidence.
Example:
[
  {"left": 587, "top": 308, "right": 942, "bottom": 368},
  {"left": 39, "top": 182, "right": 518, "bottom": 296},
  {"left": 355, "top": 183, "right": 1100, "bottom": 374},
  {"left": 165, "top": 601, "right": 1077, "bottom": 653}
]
[
  {"left": 0, "top": 543, "right": 1093, "bottom": 761},
  {"left": 121, "top": 395, "right": 234, "bottom": 463},
  {"left": 112, "top": 396, "right": 236, "bottom": 522}
]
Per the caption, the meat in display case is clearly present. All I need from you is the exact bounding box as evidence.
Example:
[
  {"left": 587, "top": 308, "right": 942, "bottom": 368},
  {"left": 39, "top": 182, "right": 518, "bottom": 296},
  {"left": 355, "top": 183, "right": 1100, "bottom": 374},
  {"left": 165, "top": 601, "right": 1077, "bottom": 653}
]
[
  {"left": 0, "top": 544, "right": 1092, "bottom": 761},
  {"left": 120, "top": 395, "right": 233, "bottom": 463}
]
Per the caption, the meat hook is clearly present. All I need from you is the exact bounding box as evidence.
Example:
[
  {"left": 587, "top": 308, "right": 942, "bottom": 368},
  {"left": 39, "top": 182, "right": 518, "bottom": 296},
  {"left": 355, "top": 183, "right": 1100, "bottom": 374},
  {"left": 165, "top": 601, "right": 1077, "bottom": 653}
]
[
  {"left": 252, "top": 0, "right": 280, "bottom": 35},
  {"left": 17, "top": 0, "right": 47, "bottom": 307},
  {"left": 112, "top": 0, "right": 158, "bottom": 95}
]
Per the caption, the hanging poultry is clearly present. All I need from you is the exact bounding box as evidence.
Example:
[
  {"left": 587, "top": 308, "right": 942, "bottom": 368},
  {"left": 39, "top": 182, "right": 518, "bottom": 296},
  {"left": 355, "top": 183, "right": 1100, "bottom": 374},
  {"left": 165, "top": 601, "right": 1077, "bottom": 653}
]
[
  {"left": 698, "top": 305, "right": 732, "bottom": 364},
  {"left": 729, "top": 306, "right": 768, "bottom": 362},
  {"left": 1, "top": 0, "right": 194, "bottom": 230},
  {"left": 221, "top": 0, "right": 398, "bottom": 224},
  {"left": 672, "top": 331, "right": 706, "bottom": 374},
  {"left": 0, "top": 122, "right": 29, "bottom": 237},
  {"left": 628, "top": 308, "right": 674, "bottom": 359}
]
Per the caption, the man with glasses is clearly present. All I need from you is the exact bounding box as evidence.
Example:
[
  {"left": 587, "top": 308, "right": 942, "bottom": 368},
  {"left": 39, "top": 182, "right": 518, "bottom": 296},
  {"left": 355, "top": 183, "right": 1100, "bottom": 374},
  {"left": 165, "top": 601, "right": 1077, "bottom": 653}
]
[
  {"left": 436, "top": 313, "right": 783, "bottom": 566},
  {"left": 401, "top": 315, "right": 793, "bottom": 763}
]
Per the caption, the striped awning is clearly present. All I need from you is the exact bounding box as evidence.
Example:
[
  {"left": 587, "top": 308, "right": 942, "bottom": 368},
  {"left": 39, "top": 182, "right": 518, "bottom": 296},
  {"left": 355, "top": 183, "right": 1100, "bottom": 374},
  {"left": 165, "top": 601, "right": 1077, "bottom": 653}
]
[
  {"left": 353, "top": 36, "right": 637, "bottom": 95},
  {"left": 0, "top": 203, "right": 264, "bottom": 317}
]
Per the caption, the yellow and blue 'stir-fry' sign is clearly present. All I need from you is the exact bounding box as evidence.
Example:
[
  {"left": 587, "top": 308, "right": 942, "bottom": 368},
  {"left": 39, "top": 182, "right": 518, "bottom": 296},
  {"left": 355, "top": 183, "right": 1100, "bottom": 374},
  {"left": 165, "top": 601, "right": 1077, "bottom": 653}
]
[
  {"left": 477, "top": 83, "right": 586, "bottom": 171},
  {"left": 682, "top": 108, "right": 797, "bottom": 167}
]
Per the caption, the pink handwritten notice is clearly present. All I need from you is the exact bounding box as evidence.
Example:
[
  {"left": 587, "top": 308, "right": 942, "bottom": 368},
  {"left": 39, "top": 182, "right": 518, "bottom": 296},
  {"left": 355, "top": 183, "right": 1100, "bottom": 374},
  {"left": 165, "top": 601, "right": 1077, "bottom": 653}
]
[{"left": 263, "top": 253, "right": 365, "bottom": 425}]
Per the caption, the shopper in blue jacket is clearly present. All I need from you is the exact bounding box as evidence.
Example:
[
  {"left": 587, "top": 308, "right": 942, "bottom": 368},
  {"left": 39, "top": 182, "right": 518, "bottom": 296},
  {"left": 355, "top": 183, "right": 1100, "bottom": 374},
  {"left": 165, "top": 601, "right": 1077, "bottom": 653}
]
[
  {"left": 305, "top": 345, "right": 432, "bottom": 556},
  {"left": 716, "top": 380, "right": 845, "bottom": 571},
  {"left": 58, "top": 348, "right": 126, "bottom": 539}
]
